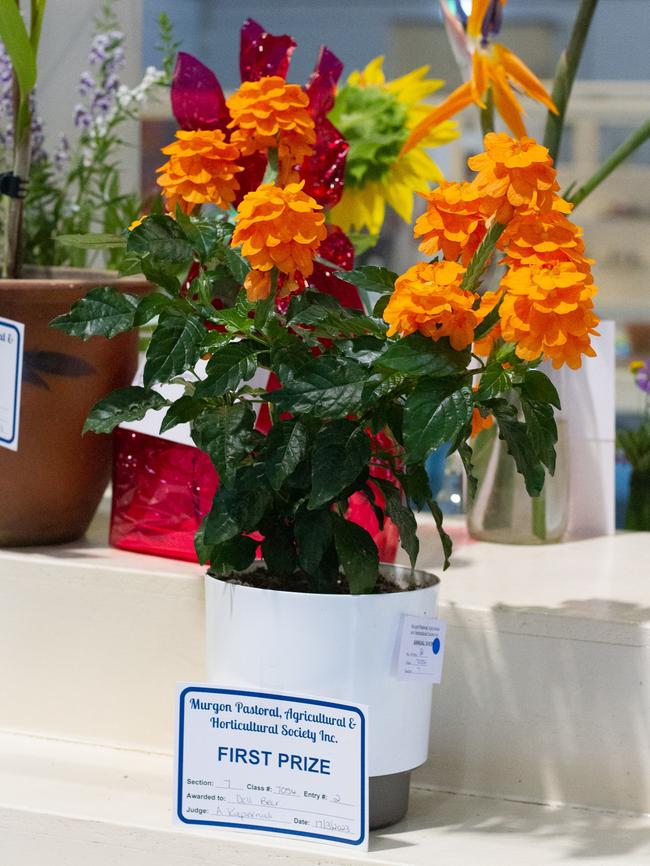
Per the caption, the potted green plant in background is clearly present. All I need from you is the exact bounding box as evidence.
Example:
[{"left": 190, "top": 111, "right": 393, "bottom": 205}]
[
  {"left": 617, "top": 360, "right": 650, "bottom": 530},
  {"left": 0, "top": 0, "right": 169, "bottom": 545},
  {"left": 51, "top": 6, "right": 604, "bottom": 823}
]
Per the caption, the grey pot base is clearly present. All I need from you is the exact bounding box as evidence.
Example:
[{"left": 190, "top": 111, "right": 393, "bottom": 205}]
[{"left": 369, "top": 770, "right": 411, "bottom": 830}]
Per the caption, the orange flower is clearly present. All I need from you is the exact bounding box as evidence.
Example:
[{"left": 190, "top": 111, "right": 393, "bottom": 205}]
[
  {"left": 243, "top": 270, "right": 272, "bottom": 302},
  {"left": 226, "top": 76, "right": 315, "bottom": 180},
  {"left": 471, "top": 406, "right": 494, "bottom": 438},
  {"left": 468, "top": 133, "right": 560, "bottom": 222},
  {"left": 156, "top": 129, "right": 243, "bottom": 214},
  {"left": 499, "top": 262, "right": 600, "bottom": 369},
  {"left": 384, "top": 260, "right": 480, "bottom": 350},
  {"left": 499, "top": 206, "right": 593, "bottom": 273},
  {"left": 401, "top": 1, "right": 556, "bottom": 152},
  {"left": 414, "top": 181, "right": 487, "bottom": 265},
  {"left": 231, "top": 181, "right": 327, "bottom": 286}
]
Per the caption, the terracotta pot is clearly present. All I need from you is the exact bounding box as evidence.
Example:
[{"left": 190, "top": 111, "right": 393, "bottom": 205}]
[{"left": 0, "top": 268, "right": 146, "bottom": 546}]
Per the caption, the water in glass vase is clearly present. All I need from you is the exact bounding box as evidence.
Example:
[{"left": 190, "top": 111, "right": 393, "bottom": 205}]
[{"left": 467, "top": 419, "right": 569, "bottom": 544}]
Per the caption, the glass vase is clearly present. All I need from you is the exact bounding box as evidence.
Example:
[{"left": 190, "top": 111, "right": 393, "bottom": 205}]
[
  {"left": 624, "top": 469, "right": 650, "bottom": 531},
  {"left": 466, "top": 419, "right": 570, "bottom": 544}
]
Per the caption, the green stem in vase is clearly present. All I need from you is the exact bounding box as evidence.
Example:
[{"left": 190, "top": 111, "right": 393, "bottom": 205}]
[{"left": 531, "top": 491, "right": 547, "bottom": 542}]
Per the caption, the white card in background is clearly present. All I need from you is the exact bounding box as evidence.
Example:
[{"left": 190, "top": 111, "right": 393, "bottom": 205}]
[
  {"left": 0, "top": 318, "right": 24, "bottom": 451},
  {"left": 396, "top": 615, "right": 447, "bottom": 683},
  {"left": 175, "top": 685, "right": 368, "bottom": 849}
]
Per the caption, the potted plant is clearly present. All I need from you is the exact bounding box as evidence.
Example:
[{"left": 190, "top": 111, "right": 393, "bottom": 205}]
[
  {"left": 53, "top": 10, "right": 605, "bottom": 824},
  {"left": 0, "top": 0, "right": 168, "bottom": 545},
  {"left": 617, "top": 360, "right": 650, "bottom": 530}
]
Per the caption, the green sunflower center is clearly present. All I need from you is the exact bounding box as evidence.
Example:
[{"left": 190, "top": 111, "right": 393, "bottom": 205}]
[{"left": 329, "top": 83, "right": 408, "bottom": 188}]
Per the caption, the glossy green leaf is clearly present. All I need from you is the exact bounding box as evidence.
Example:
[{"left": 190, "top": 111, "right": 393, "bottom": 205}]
[
  {"left": 374, "top": 479, "right": 419, "bottom": 569},
  {"left": 267, "top": 356, "right": 366, "bottom": 418},
  {"left": 520, "top": 369, "right": 561, "bottom": 410},
  {"left": 261, "top": 524, "right": 297, "bottom": 578},
  {"left": 203, "top": 465, "right": 271, "bottom": 545},
  {"left": 490, "top": 400, "right": 546, "bottom": 497},
  {"left": 428, "top": 499, "right": 452, "bottom": 571},
  {"left": 223, "top": 245, "right": 251, "bottom": 283},
  {"left": 196, "top": 340, "right": 260, "bottom": 397},
  {"left": 404, "top": 380, "right": 473, "bottom": 462},
  {"left": 127, "top": 214, "right": 193, "bottom": 264},
  {"left": 83, "top": 386, "right": 167, "bottom": 434},
  {"left": 50, "top": 286, "right": 138, "bottom": 340},
  {"left": 308, "top": 420, "right": 371, "bottom": 509},
  {"left": 377, "top": 333, "right": 470, "bottom": 377},
  {"left": 192, "top": 402, "right": 256, "bottom": 483},
  {"left": 205, "top": 535, "right": 258, "bottom": 573},
  {"left": 337, "top": 265, "right": 397, "bottom": 294},
  {"left": 332, "top": 515, "right": 379, "bottom": 594},
  {"left": 265, "top": 420, "right": 308, "bottom": 491},
  {"left": 294, "top": 510, "right": 333, "bottom": 576},
  {"left": 159, "top": 394, "right": 209, "bottom": 433},
  {"left": 143, "top": 310, "right": 204, "bottom": 387},
  {"left": 134, "top": 292, "right": 175, "bottom": 326}
]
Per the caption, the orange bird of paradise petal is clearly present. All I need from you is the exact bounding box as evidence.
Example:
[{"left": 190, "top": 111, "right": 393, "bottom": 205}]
[{"left": 401, "top": 0, "right": 557, "bottom": 154}]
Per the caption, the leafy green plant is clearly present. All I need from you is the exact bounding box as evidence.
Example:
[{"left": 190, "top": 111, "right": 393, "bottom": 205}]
[{"left": 51, "top": 210, "right": 560, "bottom": 593}]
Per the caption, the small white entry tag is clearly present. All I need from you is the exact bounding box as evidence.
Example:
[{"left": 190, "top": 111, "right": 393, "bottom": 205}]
[
  {"left": 396, "top": 615, "right": 447, "bottom": 683},
  {"left": 0, "top": 317, "right": 24, "bottom": 451},
  {"left": 175, "top": 685, "right": 368, "bottom": 849}
]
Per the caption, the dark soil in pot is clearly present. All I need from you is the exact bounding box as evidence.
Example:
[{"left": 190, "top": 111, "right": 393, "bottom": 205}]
[{"left": 214, "top": 563, "right": 412, "bottom": 594}]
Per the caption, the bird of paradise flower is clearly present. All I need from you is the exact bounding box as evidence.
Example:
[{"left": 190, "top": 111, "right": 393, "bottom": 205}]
[{"left": 402, "top": 0, "right": 558, "bottom": 154}]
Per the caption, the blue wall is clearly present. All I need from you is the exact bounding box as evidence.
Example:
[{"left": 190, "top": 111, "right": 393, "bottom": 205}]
[{"left": 142, "top": 1, "right": 650, "bottom": 87}]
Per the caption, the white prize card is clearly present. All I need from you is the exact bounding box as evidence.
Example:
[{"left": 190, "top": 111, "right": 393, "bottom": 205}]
[
  {"left": 0, "top": 317, "right": 24, "bottom": 451},
  {"left": 175, "top": 685, "right": 368, "bottom": 848},
  {"left": 396, "top": 615, "right": 447, "bottom": 683}
]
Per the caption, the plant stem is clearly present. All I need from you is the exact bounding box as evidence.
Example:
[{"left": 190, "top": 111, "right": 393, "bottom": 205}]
[
  {"left": 2, "top": 71, "right": 31, "bottom": 278},
  {"left": 461, "top": 221, "right": 506, "bottom": 293},
  {"left": 567, "top": 118, "right": 650, "bottom": 208},
  {"left": 480, "top": 89, "right": 495, "bottom": 138},
  {"left": 531, "top": 491, "right": 547, "bottom": 541},
  {"left": 543, "top": 0, "right": 600, "bottom": 165}
]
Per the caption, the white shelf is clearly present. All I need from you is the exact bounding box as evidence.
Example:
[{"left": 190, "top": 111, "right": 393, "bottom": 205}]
[
  {"left": 2, "top": 731, "right": 649, "bottom": 866},
  {"left": 1, "top": 505, "right": 649, "bottom": 820}
]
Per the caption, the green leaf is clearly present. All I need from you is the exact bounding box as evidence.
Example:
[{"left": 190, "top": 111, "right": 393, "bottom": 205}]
[
  {"left": 308, "top": 420, "right": 371, "bottom": 509},
  {"left": 337, "top": 265, "right": 397, "bottom": 294},
  {"left": 294, "top": 510, "right": 333, "bottom": 576},
  {"left": 457, "top": 439, "right": 478, "bottom": 500},
  {"left": 428, "top": 499, "right": 452, "bottom": 571},
  {"left": 261, "top": 524, "right": 297, "bottom": 578},
  {"left": 377, "top": 333, "right": 470, "bottom": 377},
  {"left": 521, "top": 398, "right": 558, "bottom": 475},
  {"left": 223, "top": 245, "right": 251, "bottom": 283},
  {"left": 490, "top": 400, "right": 546, "bottom": 497},
  {"left": 159, "top": 395, "right": 209, "bottom": 433},
  {"left": 476, "top": 363, "right": 513, "bottom": 399},
  {"left": 55, "top": 233, "right": 127, "bottom": 250},
  {"left": 401, "top": 463, "right": 432, "bottom": 510},
  {"left": 332, "top": 515, "right": 379, "bottom": 594},
  {"left": 176, "top": 212, "right": 233, "bottom": 259},
  {"left": 143, "top": 309, "right": 204, "bottom": 387},
  {"left": 200, "top": 532, "right": 258, "bottom": 572},
  {"left": 265, "top": 420, "right": 308, "bottom": 491},
  {"left": 83, "top": 386, "right": 168, "bottom": 434},
  {"left": 520, "top": 370, "right": 561, "bottom": 410},
  {"left": 374, "top": 479, "right": 419, "bottom": 569},
  {"left": 267, "top": 356, "right": 366, "bottom": 418},
  {"left": 0, "top": 0, "right": 36, "bottom": 105},
  {"left": 288, "top": 303, "right": 387, "bottom": 339},
  {"left": 203, "top": 465, "right": 271, "bottom": 545},
  {"left": 134, "top": 293, "right": 174, "bottom": 326},
  {"left": 50, "top": 286, "right": 138, "bottom": 340},
  {"left": 404, "top": 380, "right": 473, "bottom": 462},
  {"left": 192, "top": 402, "right": 256, "bottom": 483},
  {"left": 196, "top": 340, "right": 260, "bottom": 397},
  {"left": 127, "top": 214, "right": 193, "bottom": 264}
]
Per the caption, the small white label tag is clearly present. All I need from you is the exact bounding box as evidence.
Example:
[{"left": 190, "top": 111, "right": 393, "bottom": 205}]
[
  {"left": 396, "top": 615, "right": 447, "bottom": 683},
  {"left": 0, "top": 317, "right": 24, "bottom": 451}
]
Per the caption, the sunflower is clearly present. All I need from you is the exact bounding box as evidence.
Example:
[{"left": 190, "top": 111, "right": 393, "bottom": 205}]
[{"left": 328, "top": 57, "right": 458, "bottom": 236}]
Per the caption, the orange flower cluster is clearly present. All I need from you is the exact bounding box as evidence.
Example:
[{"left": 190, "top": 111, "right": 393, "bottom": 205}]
[
  {"left": 468, "top": 133, "right": 561, "bottom": 223},
  {"left": 231, "top": 181, "right": 327, "bottom": 301},
  {"left": 389, "top": 132, "right": 599, "bottom": 369},
  {"left": 156, "top": 129, "right": 243, "bottom": 214},
  {"left": 226, "top": 76, "right": 315, "bottom": 180},
  {"left": 414, "top": 182, "right": 486, "bottom": 266},
  {"left": 499, "top": 263, "right": 599, "bottom": 370},
  {"left": 383, "top": 261, "right": 481, "bottom": 351},
  {"left": 471, "top": 406, "right": 494, "bottom": 438}
]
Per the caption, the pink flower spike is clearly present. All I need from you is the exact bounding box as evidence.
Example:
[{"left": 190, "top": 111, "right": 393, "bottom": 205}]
[
  {"left": 239, "top": 18, "right": 296, "bottom": 82},
  {"left": 305, "top": 46, "right": 344, "bottom": 119},
  {"left": 171, "top": 52, "right": 229, "bottom": 131}
]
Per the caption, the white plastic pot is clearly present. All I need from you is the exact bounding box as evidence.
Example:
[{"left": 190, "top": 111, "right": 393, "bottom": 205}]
[{"left": 204, "top": 563, "right": 439, "bottom": 828}]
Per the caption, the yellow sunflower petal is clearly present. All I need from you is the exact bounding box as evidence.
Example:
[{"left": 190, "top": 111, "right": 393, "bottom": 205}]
[{"left": 386, "top": 65, "right": 444, "bottom": 106}]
